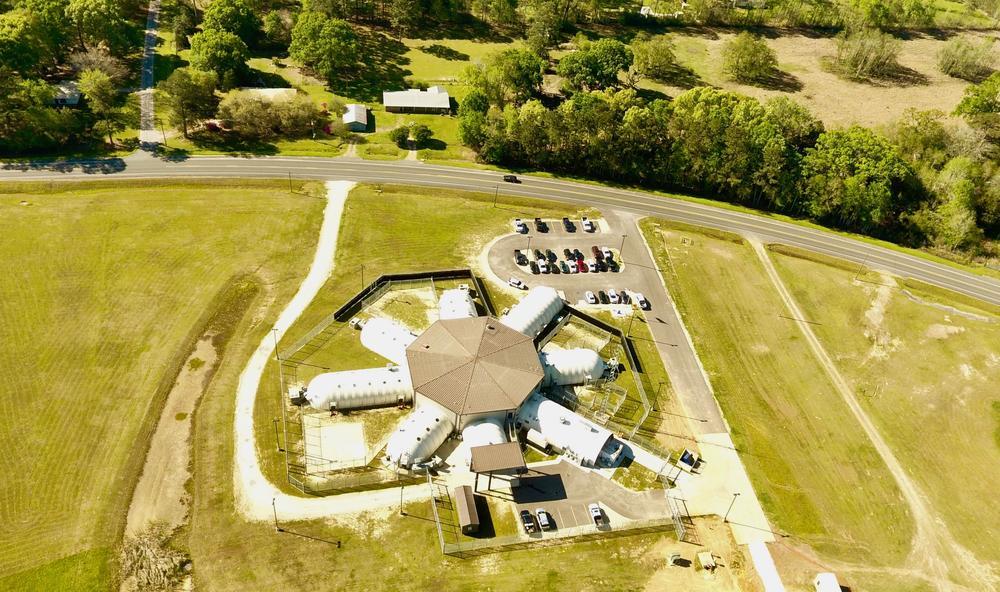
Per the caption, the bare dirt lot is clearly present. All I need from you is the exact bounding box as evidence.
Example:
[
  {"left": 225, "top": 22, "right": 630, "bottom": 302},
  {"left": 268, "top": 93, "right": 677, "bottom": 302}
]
[{"left": 648, "top": 30, "right": 993, "bottom": 127}]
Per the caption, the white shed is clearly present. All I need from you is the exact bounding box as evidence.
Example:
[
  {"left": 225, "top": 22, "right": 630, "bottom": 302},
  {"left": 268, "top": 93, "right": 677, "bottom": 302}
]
[{"left": 343, "top": 103, "right": 368, "bottom": 132}]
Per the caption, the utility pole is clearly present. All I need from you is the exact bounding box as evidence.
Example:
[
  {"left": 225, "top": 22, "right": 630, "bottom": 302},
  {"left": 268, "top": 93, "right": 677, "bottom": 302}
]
[
  {"left": 287, "top": 171, "right": 293, "bottom": 194},
  {"left": 493, "top": 185, "right": 499, "bottom": 207},
  {"left": 526, "top": 235, "right": 532, "bottom": 255},
  {"left": 360, "top": 264, "right": 365, "bottom": 289},
  {"left": 272, "top": 497, "right": 282, "bottom": 532},
  {"left": 620, "top": 234, "right": 628, "bottom": 261},
  {"left": 723, "top": 492, "right": 741, "bottom": 523}
]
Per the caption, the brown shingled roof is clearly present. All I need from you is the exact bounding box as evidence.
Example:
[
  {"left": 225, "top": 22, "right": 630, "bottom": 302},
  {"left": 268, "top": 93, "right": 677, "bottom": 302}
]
[
  {"left": 405, "top": 317, "right": 543, "bottom": 417},
  {"left": 469, "top": 442, "right": 526, "bottom": 474}
]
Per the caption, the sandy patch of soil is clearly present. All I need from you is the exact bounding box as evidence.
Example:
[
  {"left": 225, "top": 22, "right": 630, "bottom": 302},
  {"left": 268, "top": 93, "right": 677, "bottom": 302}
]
[
  {"left": 125, "top": 335, "right": 219, "bottom": 536},
  {"left": 925, "top": 323, "right": 966, "bottom": 340},
  {"left": 643, "top": 517, "right": 759, "bottom": 592},
  {"left": 860, "top": 274, "right": 901, "bottom": 361}
]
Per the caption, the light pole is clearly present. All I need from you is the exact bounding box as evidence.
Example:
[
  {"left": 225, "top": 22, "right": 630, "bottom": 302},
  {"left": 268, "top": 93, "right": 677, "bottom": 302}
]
[
  {"left": 272, "top": 497, "right": 282, "bottom": 532},
  {"left": 493, "top": 184, "right": 499, "bottom": 207},
  {"left": 723, "top": 492, "right": 741, "bottom": 523},
  {"left": 619, "top": 234, "right": 627, "bottom": 261},
  {"left": 360, "top": 264, "right": 365, "bottom": 289},
  {"left": 526, "top": 235, "right": 532, "bottom": 256}
]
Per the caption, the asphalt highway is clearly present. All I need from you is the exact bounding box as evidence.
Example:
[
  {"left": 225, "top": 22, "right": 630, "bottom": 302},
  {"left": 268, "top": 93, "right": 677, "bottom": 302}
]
[{"left": 3, "top": 154, "right": 999, "bottom": 306}]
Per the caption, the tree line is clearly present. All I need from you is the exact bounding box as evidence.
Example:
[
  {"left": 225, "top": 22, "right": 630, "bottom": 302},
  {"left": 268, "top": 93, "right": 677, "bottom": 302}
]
[{"left": 457, "top": 47, "right": 1000, "bottom": 254}]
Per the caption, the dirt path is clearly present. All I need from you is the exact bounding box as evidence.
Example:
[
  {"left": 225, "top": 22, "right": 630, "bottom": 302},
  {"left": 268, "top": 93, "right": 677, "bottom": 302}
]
[
  {"left": 749, "top": 240, "right": 995, "bottom": 592},
  {"left": 125, "top": 336, "right": 218, "bottom": 535},
  {"left": 231, "top": 180, "right": 431, "bottom": 523}
]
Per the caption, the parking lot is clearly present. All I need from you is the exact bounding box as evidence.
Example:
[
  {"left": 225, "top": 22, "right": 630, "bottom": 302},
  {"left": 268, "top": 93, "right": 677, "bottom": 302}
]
[
  {"left": 511, "top": 461, "right": 668, "bottom": 533},
  {"left": 488, "top": 216, "right": 649, "bottom": 306}
]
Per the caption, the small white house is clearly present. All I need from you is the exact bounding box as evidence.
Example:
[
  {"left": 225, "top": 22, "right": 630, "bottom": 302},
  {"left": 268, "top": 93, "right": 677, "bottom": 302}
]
[
  {"left": 813, "top": 573, "right": 841, "bottom": 592},
  {"left": 343, "top": 103, "right": 368, "bottom": 132},
  {"left": 51, "top": 81, "right": 81, "bottom": 107}
]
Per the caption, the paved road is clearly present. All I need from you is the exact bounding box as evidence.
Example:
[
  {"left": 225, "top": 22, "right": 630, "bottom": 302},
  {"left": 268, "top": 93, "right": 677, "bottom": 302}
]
[
  {"left": 2, "top": 155, "right": 998, "bottom": 307},
  {"left": 138, "top": 0, "right": 161, "bottom": 147}
]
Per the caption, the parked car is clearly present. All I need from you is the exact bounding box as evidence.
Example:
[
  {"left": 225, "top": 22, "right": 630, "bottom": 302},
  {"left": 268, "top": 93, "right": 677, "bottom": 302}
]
[
  {"left": 577, "top": 259, "right": 588, "bottom": 273},
  {"left": 597, "top": 260, "right": 608, "bottom": 272},
  {"left": 635, "top": 292, "right": 650, "bottom": 310},
  {"left": 520, "top": 510, "right": 536, "bottom": 533},
  {"left": 536, "top": 509, "right": 552, "bottom": 530},
  {"left": 608, "top": 290, "right": 620, "bottom": 304},
  {"left": 598, "top": 290, "right": 610, "bottom": 304},
  {"left": 513, "top": 218, "right": 527, "bottom": 233},
  {"left": 601, "top": 247, "right": 613, "bottom": 260},
  {"left": 568, "top": 261, "right": 579, "bottom": 274},
  {"left": 529, "top": 260, "right": 540, "bottom": 274},
  {"left": 591, "top": 245, "right": 603, "bottom": 261},
  {"left": 503, "top": 174, "right": 520, "bottom": 183},
  {"left": 563, "top": 248, "right": 574, "bottom": 260},
  {"left": 573, "top": 248, "right": 584, "bottom": 261},
  {"left": 534, "top": 217, "right": 548, "bottom": 232},
  {"left": 545, "top": 249, "right": 557, "bottom": 263},
  {"left": 562, "top": 217, "right": 575, "bottom": 232},
  {"left": 508, "top": 277, "right": 527, "bottom": 290},
  {"left": 588, "top": 260, "right": 598, "bottom": 273},
  {"left": 550, "top": 262, "right": 560, "bottom": 274},
  {"left": 588, "top": 503, "right": 604, "bottom": 526},
  {"left": 582, "top": 217, "right": 596, "bottom": 232},
  {"left": 560, "top": 261, "right": 571, "bottom": 273},
  {"left": 538, "top": 260, "right": 550, "bottom": 274},
  {"left": 607, "top": 259, "right": 620, "bottom": 272},
  {"left": 514, "top": 249, "right": 526, "bottom": 265},
  {"left": 534, "top": 249, "right": 544, "bottom": 261},
  {"left": 619, "top": 290, "right": 631, "bottom": 304},
  {"left": 585, "top": 291, "right": 598, "bottom": 304}
]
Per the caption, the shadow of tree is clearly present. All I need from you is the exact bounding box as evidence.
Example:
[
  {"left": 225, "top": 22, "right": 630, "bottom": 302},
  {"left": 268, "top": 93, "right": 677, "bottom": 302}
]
[
  {"left": 660, "top": 64, "right": 703, "bottom": 89},
  {"left": 406, "top": 14, "right": 511, "bottom": 42},
  {"left": 186, "top": 130, "right": 279, "bottom": 156},
  {"left": 335, "top": 30, "right": 412, "bottom": 103},
  {"left": 752, "top": 69, "right": 804, "bottom": 92},
  {"left": 153, "top": 52, "right": 188, "bottom": 84},
  {"left": 246, "top": 67, "right": 294, "bottom": 88},
  {"left": 421, "top": 44, "right": 470, "bottom": 61}
]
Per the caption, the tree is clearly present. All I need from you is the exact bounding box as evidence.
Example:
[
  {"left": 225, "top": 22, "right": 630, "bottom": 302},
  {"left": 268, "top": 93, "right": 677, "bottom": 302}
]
[
  {"left": 189, "top": 29, "right": 249, "bottom": 88},
  {"left": 763, "top": 96, "right": 824, "bottom": 150},
  {"left": 410, "top": 123, "right": 432, "bottom": 147},
  {"left": 14, "top": 0, "right": 70, "bottom": 65},
  {"left": 835, "top": 28, "right": 901, "bottom": 79},
  {"left": 262, "top": 11, "right": 291, "bottom": 48},
  {"left": 721, "top": 32, "right": 778, "bottom": 84},
  {"left": 288, "top": 13, "right": 357, "bottom": 81},
  {"left": 218, "top": 91, "right": 280, "bottom": 138},
  {"left": 462, "top": 48, "right": 545, "bottom": 107},
  {"left": 66, "top": 0, "right": 130, "bottom": 52},
  {"left": 937, "top": 36, "right": 994, "bottom": 82},
  {"left": 0, "top": 68, "right": 83, "bottom": 153},
  {"left": 78, "top": 68, "right": 124, "bottom": 144},
  {"left": 157, "top": 68, "right": 218, "bottom": 136},
  {"left": 389, "top": 124, "right": 410, "bottom": 148},
  {"left": 954, "top": 71, "right": 1000, "bottom": 135},
  {"left": 69, "top": 46, "right": 128, "bottom": 82},
  {"left": 526, "top": 2, "right": 561, "bottom": 58},
  {"left": 472, "top": 0, "right": 518, "bottom": 27},
  {"left": 202, "top": 0, "right": 261, "bottom": 46},
  {"left": 274, "top": 95, "right": 323, "bottom": 137},
  {"left": 630, "top": 35, "right": 677, "bottom": 83},
  {"left": 0, "top": 10, "right": 48, "bottom": 74},
  {"left": 388, "top": 0, "right": 422, "bottom": 34},
  {"left": 556, "top": 38, "right": 633, "bottom": 91},
  {"left": 801, "top": 126, "right": 913, "bottom": 232}
]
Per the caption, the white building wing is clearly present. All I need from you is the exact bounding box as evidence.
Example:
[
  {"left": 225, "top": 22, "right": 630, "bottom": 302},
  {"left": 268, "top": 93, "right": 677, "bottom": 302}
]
[
  {"left": 385, "top": 405, "right": 454, "bottom": 468},
  {"left": 304, "top": 366, "right": 413, "bottom": 411},
  {"left": 360, "top": 317, "right": 418, "bottom": 366},
  {"left": 540, "top": 346, "right": 606, "bottom": 386},
  {"left": 438, "top": 288, "right": 478, "bottom": 320},
  {"left": 499, "top": 286, "right": 563, "bottom": 337},
  {"left": 516, "top": 392, "right": 614, "bottom": 467}
]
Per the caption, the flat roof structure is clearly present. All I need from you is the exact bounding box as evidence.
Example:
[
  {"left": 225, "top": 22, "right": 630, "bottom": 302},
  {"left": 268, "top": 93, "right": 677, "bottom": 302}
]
[
  {"left": 405, "top": 317, "right": 543, "bottom": 418},
  {"left": 469, "top": 442, "right": 526, "bottom": 474}
]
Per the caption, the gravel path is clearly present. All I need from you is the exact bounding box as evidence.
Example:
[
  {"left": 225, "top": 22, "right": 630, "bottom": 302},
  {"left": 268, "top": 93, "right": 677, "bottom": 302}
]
[{"left": 231, "top": 180, "right": 430, "bottom": 522}]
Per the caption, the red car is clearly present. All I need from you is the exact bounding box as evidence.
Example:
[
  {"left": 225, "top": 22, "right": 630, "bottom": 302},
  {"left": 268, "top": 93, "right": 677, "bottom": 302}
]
[{"left": 577, "top": 259, "right": 588, "bottom": 273}]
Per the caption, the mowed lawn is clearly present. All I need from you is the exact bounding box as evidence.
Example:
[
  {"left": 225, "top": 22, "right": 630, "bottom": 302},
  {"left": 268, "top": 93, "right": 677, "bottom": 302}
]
[
  {"left": 0, "top": 181, "right": 322, "bottom": 590},
  {"left": 770, "top": 247, "right": 1000, "bottom": 568},
  {"left": 639, "top": 220, "right": 914, "bottom": 568},
  {"left": 253, "top": 184, "right": 589, "bottom": 491}
]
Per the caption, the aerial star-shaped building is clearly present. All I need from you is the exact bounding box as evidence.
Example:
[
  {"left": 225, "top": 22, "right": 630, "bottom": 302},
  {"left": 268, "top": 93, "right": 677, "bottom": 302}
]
[{"left": 299, "top": 286, "right": 620, "bottom": 469}]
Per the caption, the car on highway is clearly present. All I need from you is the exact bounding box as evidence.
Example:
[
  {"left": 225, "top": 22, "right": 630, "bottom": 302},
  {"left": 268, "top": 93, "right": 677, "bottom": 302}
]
[
  {"left": 608, "top": 290, "right": 620, "bottom": 304},
  {"left": 588, "top": 503, "right": 604, "bottom": 526},
  {"left": 508, "top": 277, "right": 527, "bottom": 289},
  {"left": 534, "top": 217, "right": 548, "bottom": 232},
  {"left": 520, "top": 510, "right": 536, "bottom": 533},
  {"left": 513, "top": 218, "right": 527, "bottom": 233},
  {"left": 634, "top": 292, "right": 650, "bottom": 310},
  {"left": 562, "top": 217, "right": 575, "bottom": 232},
  {"left": 585, "top": 291, "right": 597, "bottom": 304},
  {"left": 503, "top": 174, "right": 520, "bottom": 183},
  {"left": 582, "top": 217, "right": 596, "bottom": 232},
  {"left": 529, "top": 260, "right": 540, "bottom": 274},
  {"left": 537, "top": 259, "right": 550, "bottom": 274},
  {"left": 598, "top": 290, "right": 610, "bottom": 304},
  {"left": 536, "top": 509, "right": 552, "bottom": 530}
]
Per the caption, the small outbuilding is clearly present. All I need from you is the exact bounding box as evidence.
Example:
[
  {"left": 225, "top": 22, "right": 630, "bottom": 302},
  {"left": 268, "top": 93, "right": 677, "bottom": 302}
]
[
  {"left": 813, "top": 572, "right": 841, "bottom": 592},
  {"left": 382, "top": 86, "right": 451, "bottom": 114},
  {"left": 470, "top": 441, "right": 527, "bottom": 491},
  {"left": 51, "top": 81, "right": 81, "bottom": 107},
  {"left": 453, "top": 485, "right": 480, "bottom": 535},
  {"left": 343, "top": 103, "right": 368, "bottom": 132}
]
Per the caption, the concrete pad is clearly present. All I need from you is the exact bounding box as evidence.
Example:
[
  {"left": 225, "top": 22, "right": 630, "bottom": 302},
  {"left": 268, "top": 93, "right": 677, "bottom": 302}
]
[
  {"left": 670, "top": 432, "right": 775, "bottom": 545},
  {"left": 304, "top": 421, "right": 365, "bottom": 472},
  {"left": 748, "top": 541, "right": 785, "bottom": 592}
]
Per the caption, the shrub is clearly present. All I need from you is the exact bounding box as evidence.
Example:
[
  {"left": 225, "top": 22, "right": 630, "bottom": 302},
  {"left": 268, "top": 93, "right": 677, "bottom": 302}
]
[
  {"left": 835, "top": 28, "right": 901, "bottom": 79},
  {"left": 389, "top": 125, "right": 410, "bottom": 148},
  {"left": 938, "top": 37, "right": 994, "bottom": 82},
  {"left": 722, "top": 32, "right": 778, "bottom": 84},
  {"left": 630, "top": 35, "right": 678, "bottom": 83}
]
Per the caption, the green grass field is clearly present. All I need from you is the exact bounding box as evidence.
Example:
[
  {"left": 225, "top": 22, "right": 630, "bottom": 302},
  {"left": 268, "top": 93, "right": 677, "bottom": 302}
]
[
  {"left": 0, "top": 180, "right": 322, "bottom": 590},
  {"left": 639, "top": 219, "right": 914, "bottom": 568},
  {"left": 770, "top": 245, "right": 1000, "bottom": 567}
]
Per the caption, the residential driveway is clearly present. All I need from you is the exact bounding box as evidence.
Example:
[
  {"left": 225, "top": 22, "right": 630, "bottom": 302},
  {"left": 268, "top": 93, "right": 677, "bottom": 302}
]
[{"left": 511, "top": 461, "right": 667, "bottom": 531}]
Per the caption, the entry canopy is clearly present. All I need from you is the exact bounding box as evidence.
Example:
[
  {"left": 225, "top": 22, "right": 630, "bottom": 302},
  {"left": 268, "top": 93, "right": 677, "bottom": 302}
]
[{"left": 405, "top": 317, "right": 544, "bottom": 416}]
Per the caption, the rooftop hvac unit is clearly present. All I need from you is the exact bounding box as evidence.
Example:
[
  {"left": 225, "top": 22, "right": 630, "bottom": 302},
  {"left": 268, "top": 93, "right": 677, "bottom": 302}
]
[{"left": 350, "top": 318, "right": 364, "bottom": 330}]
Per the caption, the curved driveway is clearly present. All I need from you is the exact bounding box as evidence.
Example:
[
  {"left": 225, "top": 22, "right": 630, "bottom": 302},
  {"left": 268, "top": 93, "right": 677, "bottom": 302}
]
[{"left": 3, "top": 154, "right": 999, "bottom": 306}]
